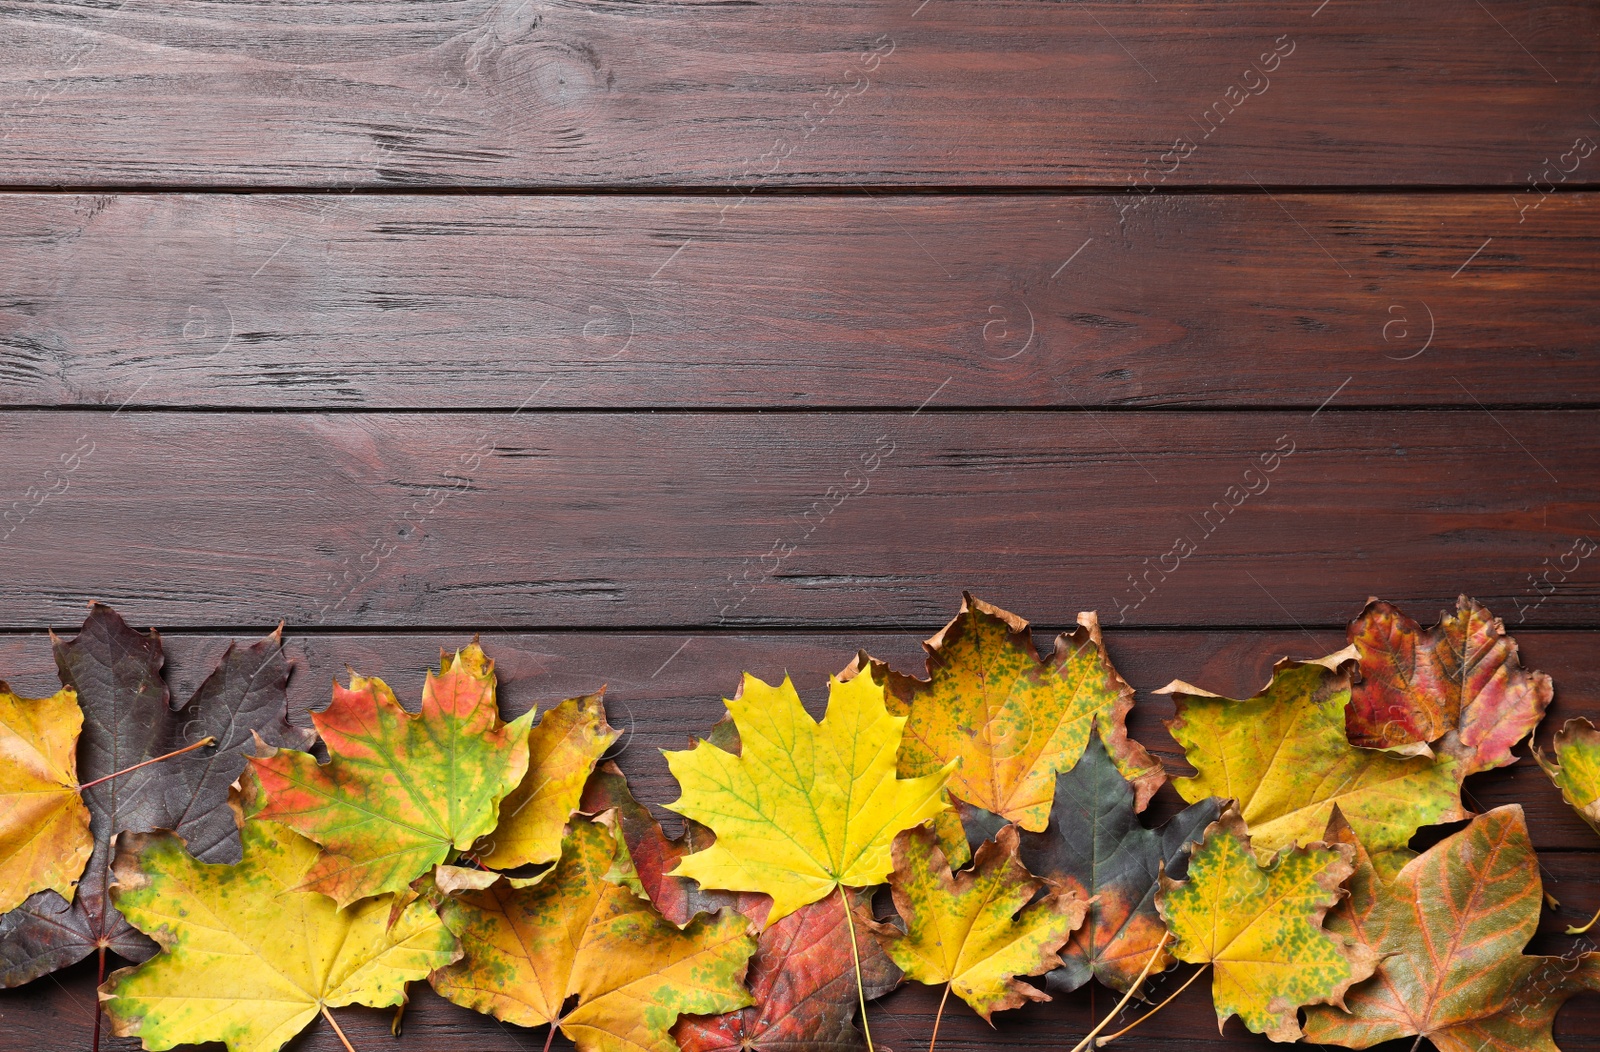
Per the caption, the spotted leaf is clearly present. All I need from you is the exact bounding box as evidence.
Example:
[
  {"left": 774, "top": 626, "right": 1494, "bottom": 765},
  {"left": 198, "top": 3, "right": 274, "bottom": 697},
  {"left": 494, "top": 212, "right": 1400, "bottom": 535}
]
[{"left": 1156, "top": 806, "right": 1377, "bottom": 1042}]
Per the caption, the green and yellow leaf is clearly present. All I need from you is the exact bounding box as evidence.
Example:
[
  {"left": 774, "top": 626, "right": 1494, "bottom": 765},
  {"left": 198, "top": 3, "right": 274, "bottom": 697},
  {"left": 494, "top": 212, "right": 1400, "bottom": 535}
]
[
  {"left": 1535, "top": 717, "right": 1600, "bottom": 837},
  {"left": 101, "top": 818, "right": 458, "bottom": 1052},
  {"left": 1162, "top": 652, "right": 1466, "bottom": 859},
  {"left": 1156, "top": 805, "right": 1377, "bottom": 1042},
  {"left": 248, "top": 643, "right": 533, "bottom": 905},
  {"left": 881, "top": 824, "right": 1087, "bottom": 1020}
]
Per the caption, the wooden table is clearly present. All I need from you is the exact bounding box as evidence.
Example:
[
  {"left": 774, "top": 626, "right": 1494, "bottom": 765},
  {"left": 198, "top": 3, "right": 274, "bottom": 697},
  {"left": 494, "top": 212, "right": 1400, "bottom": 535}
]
[{"left": 1, "top": 2, "right": 1597, "bottom": 1049}]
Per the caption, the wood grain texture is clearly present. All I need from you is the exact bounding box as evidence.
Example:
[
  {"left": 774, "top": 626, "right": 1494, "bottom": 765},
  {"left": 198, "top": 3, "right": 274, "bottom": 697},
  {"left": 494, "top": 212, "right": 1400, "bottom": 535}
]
[
  {"left": 1, "top": 627, "right": 1598, "bottom": 1051},
  {"left": 2, "top": 410, "right": 1597, "bottom": 629},
  {"left": 0, "top": 1, "right": 1594, "bottom": 188},
  {"left": 6, "top": 954, "right": 1598, "bottom": 1052},
  {"left": 4, "top": 192, "right": 1598, "bottom": 409},
  {"left": 4, "top": 1, "right": 1599, "bottom": 1049}
]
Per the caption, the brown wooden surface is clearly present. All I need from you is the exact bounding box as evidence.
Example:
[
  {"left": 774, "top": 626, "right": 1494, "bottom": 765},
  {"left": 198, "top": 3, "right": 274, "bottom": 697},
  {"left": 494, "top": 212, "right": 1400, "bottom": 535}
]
[
  {"left": 4, "top": 193, "right": 1599, "bottom": 409},
  {"left": 2, "top": 410, "right": 1597, "bottom": 629},
  {"left": 3, "top": 1, "right": 1600, "bottom": 1049},
  {"left": 0, "top": 1, "right": 1594, "bottom": 188}
]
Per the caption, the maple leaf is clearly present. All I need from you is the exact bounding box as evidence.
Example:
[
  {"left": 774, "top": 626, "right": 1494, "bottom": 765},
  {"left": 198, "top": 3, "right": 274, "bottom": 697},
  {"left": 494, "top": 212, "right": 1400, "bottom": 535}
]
[
  {"left": 1536, "top": 717, "right": 1600, "bottom": 837},
  {"left": 579, "top": 759, "right": 766, "bottom": 928},
  {"left": 880, "top": 823, "right": 1088, "bottom": 1021},
  {"left": 102, "top": 817, "right": 459, "bottom": 1052},
  {"left": 1162, "top": 651, "right": 1466, "bottom": 861},
  {"left": 1346, "top": 596, "right": 1551, "bottom": 776},
  {"left": 1155, "top": 805, "right": 1378, "bottom": 1042},
  {"left": 63, "top": 605, "right": 316, "bottom": 863},
  {"left": 1, "top": 604, "right": 313, "bottom": 988},
  {"left": 475, "top": 690, "right": 619, "bottom": 870},
  {"left": 847, "top": 593, "right": 1162, "bottom": 831},
  {"left": 663, "top": 669, "right": 953, "bottom": 924},
  {"left": 428, "top": 815, "right": 756, "bottom": 1052},
  {"left": 1303, "top": 805, "right": 1600, "bottom": 1051},
  {"left": 248, "top": 642, "right": 534, "bottom": 905},
  {"left": 0, "top": 681, "right": 92, "bottom": 915},
  {"left": 675, "top": 889, "right": 901, "bottom": 1052},
  {"left": 1014, "top": 727, "right": 1220, "bottom": 995}
]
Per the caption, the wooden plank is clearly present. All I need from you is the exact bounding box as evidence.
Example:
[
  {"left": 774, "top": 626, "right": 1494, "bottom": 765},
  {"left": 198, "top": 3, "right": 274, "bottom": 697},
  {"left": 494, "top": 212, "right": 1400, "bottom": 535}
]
[
  {"left": 5, "top": 192, "right": 1599, "bottom": 409},
  {"left": 0, "top": 1, "right": 1593, "bottom": 188},
  {"left": 6, "top": 956, "right": 1600, "bottom": 1052},
  {"left": 2, "top": 410, "right": 1598, "bottom": 629},
  {"left": 2, "top": 627, "right": 1598, "bottom": 1050}
]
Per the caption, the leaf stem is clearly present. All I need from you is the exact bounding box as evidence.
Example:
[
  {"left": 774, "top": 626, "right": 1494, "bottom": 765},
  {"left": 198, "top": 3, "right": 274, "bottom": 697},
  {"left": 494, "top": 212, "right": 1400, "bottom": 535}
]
[
  {"left": 929, "top": 982, "right": 951, "bottom": 1052},
  {"left": 542, "top": 1021, "right": 559, "bottom": 1052},
  {"left": 320, "top": 1005, "right": 357, "bottom": 1052},
  {"left": 1066, "top": 930, "right": 1171, "bottom": 1052},
  {"left": 78, "top": 737, "right": 216, "bottom": 790},
  {"left": 92, "top": 944, "right": 105, "bottom": 1052},
  {"left": 1566, "top": 902, "right": 1600, "bottom": 935},
  {"left": 839, "top": 886, "right": 876, "bottom": 1052},
  {"left": 1091, "top": 961, "right": 1209, "bottom": 1048}
]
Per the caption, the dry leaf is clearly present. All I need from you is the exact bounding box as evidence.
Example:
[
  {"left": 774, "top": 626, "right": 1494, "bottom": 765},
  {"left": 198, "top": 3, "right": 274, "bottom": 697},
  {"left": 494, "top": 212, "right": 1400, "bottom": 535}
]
[
  {"left": 1303, "top": 805, "right": 1600, "bottom": 1051},
  {"left": 848, "top": 593, "right": 1162, "bottom": 829},
  {"left": 1346, "top": 596, "right": 1551, "bottom": 775},
  {"left": 1163, "top": 652, "right": 1466, "bottom": 861},
  {"left": 429, "top": 815, "right": 755, "bottom": 1052},
  {"left": 1155, "top": 805, "right": 1378, "bottom": 1042},
  {"left": 881, "top": 823, "right": 1087, "bottom": 1019}
]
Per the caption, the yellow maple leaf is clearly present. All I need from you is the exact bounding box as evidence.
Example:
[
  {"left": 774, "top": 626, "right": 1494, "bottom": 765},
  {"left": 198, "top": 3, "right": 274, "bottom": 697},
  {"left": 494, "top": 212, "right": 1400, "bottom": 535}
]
[
  {"left": 881, "top": 824, "right": 1088, "bottom": 1022},
  {"left": 475, "top": 690, "right": 619, "bottom": 870},
  {"left": 0, "top": 682, "right": 92, "bottom": 914},
  {"left": 1156, "top": 806, "right": 1378, "bottom": 1042},
  {"left": 664, "top": 669, "right": 953, "bottom": 924},
  {"left": 101, "top": 818, "right": 459, "bottom": 1052},
  {"left": 1163, "top": 651, "right": 1465, "bottom": 862}
]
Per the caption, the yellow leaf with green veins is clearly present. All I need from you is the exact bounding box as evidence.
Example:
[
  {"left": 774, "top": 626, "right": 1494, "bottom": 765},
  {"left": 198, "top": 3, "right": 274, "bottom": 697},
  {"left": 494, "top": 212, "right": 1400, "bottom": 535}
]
[
  {"left": 1162, "top": 651, "right": 1466, "bottom": 859},
  {"left": 880, "top": 823, "right": 1088, "bottom": 1020},
  {"left": 476, "top": 690, "right": 619, "bottom": 870},
  {"left": 664, "top": 669, "right": 953, "bottom": 925},
  {"left": 849, "top": 593, "right": 1163, "bottom": 830},
  {"left": 0, "top": 682, "right": 91, "bottom": 915},
  {"left": 101, "top": 818, "right": 458, "bottom": 1052},
  {"left": 430, "top": 816, "right": 756, "bottom": 1052},
  {"left": 1156, "top": 806, "right": 1378, "bottom": 1043}
]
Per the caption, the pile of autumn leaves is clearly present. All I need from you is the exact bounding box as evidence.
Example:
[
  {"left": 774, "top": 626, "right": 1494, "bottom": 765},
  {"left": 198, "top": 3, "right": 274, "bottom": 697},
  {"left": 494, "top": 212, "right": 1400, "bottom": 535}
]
[{"left": 3, "top": 595, "right": 1600, "bottom": 1052}]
